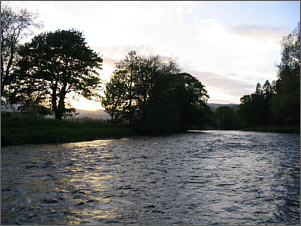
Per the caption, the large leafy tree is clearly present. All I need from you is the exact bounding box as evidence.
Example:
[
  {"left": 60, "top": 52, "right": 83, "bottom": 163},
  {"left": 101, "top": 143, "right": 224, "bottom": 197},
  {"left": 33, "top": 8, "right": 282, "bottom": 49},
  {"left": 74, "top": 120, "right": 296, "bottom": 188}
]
[
  {"left": 170, "top": 72, "right": 211, "bottom": 130},
  {"left": 11, "top": 29, "right": 103, "bottom": 120},
  {"left": 102, "top": 51, "right": 211, "bottom": 133},
  {"left": 1, "top": 3, "right": 42, "bottom": 101},
  {"left": 102, "top": 51, "right": 174, "bottom": 126}
]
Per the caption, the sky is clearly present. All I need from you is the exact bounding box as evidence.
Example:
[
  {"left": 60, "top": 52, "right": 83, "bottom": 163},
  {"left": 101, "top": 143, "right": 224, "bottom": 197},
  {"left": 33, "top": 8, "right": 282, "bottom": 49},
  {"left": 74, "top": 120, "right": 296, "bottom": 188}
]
[{"left": 5, "top": 1, "right": 300, "bottom": 110}]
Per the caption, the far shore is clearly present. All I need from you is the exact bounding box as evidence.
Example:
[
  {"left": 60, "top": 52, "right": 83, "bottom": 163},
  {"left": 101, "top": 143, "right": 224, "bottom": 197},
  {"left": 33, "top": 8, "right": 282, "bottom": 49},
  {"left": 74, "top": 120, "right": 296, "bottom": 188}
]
[
  {"left": 1, "top": 117, "right": 136, "bottom": 147},
  {"left": 240, "top": 126, "right": 300, "bottom": 134},
  {"left": 2, "top": 117, "right": 299, "bottom": 147}
]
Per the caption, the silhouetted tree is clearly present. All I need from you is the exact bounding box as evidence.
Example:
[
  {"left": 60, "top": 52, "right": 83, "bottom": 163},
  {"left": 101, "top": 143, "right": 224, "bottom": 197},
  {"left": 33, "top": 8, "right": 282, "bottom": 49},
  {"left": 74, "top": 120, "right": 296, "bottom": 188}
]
[
  {"left": 214, "top": 106, "right": 237, "bottom": 130},
  {"left": 10, "top": 29, "right": 103, "bottom": 120},
  {"left": 237, "top": 81, "right": 275, "bottom": 128},
  {"left": 102, "top": 51, "right": 211, "bottom": 133},
  {"left": 237, "top": 24, "right": 300, "bottom": 129},
  {"left": 101, "top": 69, "right": 129, "bottom": 124},
  {"left": 271, "top": 23, "right": 300, "bottom": 126},
  {"left": 1, "top": 3, "right": 42, "bottom": 101},
  {"left": 139, "top": 72, "right": 211, "bottom": 133},
  {"left": 173, "top": 73, "right": 211, "bottom": 130}
]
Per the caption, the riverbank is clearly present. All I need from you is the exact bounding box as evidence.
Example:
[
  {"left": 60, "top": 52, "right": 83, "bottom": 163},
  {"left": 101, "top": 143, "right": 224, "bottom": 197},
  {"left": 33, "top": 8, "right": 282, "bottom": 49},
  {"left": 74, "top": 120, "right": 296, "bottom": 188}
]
[
  {"left": 240, "top": 126, "right": 300, "bottom": 133},
  {"left": 1, "top": 117, "right": 136, "bottom": 146}
]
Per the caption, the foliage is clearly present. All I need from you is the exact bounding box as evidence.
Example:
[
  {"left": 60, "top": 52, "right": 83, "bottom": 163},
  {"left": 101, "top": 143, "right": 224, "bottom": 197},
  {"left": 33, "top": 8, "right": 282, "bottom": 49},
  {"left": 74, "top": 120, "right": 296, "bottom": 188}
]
[
  {"left": 101, "top": 69, "right": 130, "bottom": 124},
  {"left": 1, "top": 117, "right": 136, "bottom": 146},
  {"left": 238, "top": 23, "right": 300, "bottom": 129},
  {"left": 9, "top": 29, "right": 103, "bottom": 120},
  {"left": 102, "top": 51, "right": 212, "bottom": 133},
  {"left": 270, "top": 23, "right": 300, "bottom": 126},
  {"left": 1, "top": 3, "right": 43, "bottom": 100},
  {"left": 214, "top": 106, "right": 239, "bottom": 130},
  {"left": 237, "top": 80, "right": 275, "bottom": 127}
]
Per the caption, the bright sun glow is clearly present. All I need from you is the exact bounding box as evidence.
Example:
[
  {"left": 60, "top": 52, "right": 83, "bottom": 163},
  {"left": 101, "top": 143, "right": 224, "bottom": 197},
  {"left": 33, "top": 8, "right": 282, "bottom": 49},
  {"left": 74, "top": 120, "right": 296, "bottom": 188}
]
[{"left": 71, "top": 97, "right": 103, "bottom": 110}]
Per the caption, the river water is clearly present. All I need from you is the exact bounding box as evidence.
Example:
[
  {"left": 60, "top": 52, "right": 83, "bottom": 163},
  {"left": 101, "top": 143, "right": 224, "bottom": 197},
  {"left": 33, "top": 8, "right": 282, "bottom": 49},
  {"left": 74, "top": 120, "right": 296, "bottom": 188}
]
[{"left": 1, "top": 130, "right": 300, "bottom": 225}]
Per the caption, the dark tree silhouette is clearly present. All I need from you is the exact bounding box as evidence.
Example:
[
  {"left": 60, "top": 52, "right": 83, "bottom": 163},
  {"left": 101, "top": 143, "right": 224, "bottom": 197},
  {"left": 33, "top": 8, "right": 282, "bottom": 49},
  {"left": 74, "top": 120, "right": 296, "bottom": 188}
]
[
  {"left": 237, "top": 23, "right": 300, "bottom": 128},
  {"left": 237, "top": 81, "right": 275, "bottom": 128},
  {"left": 271, "top": 23, "right": 300, "bottom": 126},
  {"left": 10, "top": 29, "right": 103, "bottom": 120},
  {"left": 102, "top": 51, "right": 212, "bottom": 133},
  {"left": 214, "top": 106, "right": 236, "bottom": 130}
]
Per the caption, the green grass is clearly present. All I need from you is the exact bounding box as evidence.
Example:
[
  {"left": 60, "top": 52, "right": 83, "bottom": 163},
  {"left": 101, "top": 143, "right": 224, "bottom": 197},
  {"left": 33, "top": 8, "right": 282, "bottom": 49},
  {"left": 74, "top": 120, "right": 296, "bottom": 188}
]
[
  {"left": 240, "top": 126, "right": 300, "bottom": 133},
  {"left": 1, "top": 117, "right": 136, "bottom": 146}
]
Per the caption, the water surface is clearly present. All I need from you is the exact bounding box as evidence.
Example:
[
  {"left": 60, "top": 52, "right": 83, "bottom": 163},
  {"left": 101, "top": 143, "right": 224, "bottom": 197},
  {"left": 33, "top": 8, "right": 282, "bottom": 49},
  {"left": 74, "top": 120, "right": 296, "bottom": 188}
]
[{"left": 1, "top": 130, "right": 300, "bottom": 224}]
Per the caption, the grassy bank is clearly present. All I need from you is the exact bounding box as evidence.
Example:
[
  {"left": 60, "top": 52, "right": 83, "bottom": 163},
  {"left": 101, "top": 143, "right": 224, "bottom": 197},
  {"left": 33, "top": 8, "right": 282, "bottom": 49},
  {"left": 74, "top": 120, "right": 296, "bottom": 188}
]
[
  {"left": 240, "top": 126, "right": 300, "bottom": 133},
  {"left": 1, "top": 117, "right": 136, "bottom": 146}
]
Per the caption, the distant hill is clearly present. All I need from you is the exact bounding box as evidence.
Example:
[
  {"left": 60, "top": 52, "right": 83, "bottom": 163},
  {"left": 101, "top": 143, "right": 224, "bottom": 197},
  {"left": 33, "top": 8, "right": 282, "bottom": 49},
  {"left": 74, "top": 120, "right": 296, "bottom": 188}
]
[
  {"left": 73, "top": 104, "right": 240, "bottom": 120},
  {"left": 75, "top": 104, "right": 240, "bottom": 119},
  {"left": 208, "top": 103, "right": 239, "bottom": 112},
  {"left": 2, "top": 104, "right": 239, "bottom": 119}
]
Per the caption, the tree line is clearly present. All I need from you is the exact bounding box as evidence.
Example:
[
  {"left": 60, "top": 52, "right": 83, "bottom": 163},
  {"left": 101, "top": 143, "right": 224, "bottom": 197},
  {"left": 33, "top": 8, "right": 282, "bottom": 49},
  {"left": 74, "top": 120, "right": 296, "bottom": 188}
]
[
  {"left": 237, "top": 23, "right": 300, "bottom": 128},
  {"left": 193, "top": 23, "right": 300, "bottom": 131},
  {"left": 1, "top": 4, "right": 299, "bottom": 133},
  {"left": 200, "top": 23, "right": 300, "bottom": 131}
]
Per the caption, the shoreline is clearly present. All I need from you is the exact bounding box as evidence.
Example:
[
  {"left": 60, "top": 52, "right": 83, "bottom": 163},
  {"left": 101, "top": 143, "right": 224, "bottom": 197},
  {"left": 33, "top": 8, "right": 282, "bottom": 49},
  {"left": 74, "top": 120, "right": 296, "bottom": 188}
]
[
  {"left": 2, "top": 117, "right": 299, "bottom": 147},
  {"left": 240, "top": 126, "right": 300, "bottom": 134},
  {"left": 1, "top": 117, "right": 136, "bottom": 147}
]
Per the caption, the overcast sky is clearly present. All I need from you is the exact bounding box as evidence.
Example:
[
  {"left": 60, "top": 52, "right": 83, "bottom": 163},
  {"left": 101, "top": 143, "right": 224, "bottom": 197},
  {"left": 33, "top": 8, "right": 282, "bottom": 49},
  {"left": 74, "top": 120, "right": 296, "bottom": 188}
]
[{"left": 5, "top": 1, "right": 300, "bottom": 109}]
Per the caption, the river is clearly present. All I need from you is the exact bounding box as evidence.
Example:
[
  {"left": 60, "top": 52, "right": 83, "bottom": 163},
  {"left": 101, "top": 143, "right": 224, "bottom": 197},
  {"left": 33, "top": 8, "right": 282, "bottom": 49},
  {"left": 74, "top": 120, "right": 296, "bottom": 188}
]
[{"left": 1, "top": 130, "right": 300, "bottom": 225}]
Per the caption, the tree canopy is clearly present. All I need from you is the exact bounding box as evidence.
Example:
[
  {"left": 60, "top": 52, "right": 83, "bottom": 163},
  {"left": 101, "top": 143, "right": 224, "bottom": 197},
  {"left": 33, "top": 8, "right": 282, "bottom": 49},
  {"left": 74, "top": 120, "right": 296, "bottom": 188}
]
[
  {"left": 10, "top": 29, "right": 103, "bottom": 120},
  {"left": 102, "top": 51, "right": 212, "bottom": 133}
]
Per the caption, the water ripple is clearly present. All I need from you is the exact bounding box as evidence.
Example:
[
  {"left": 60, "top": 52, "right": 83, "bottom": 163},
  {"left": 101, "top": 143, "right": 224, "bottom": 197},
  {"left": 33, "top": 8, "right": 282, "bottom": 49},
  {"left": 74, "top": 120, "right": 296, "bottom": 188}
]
[{"left": 1, "top": 130, "right": 300, "bottom": 225}]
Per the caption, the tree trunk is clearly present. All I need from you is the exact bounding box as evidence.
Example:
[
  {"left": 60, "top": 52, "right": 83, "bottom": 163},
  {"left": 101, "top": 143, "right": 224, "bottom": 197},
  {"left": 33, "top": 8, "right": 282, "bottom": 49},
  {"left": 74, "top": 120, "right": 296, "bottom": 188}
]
[
  {"left": 1, "top": 42, "right": 15, "bottom": 98},
  {"left": 55, "top": 86, "right": 67, "bottom": 120},
  {"left": 51, "top": 83, "right": 62, "bottom": 120},
  {"left": 51, "top": 91, "right": 58, "bottom": 118},
  {"left": 1, "top": 53, "right": 4, "bottom": 97},
  {"left": 55, "top": 105, "right": 64, "bottom": 120},
  {"left": 129, "top": 64, "right": 133, "bottom": 126}
]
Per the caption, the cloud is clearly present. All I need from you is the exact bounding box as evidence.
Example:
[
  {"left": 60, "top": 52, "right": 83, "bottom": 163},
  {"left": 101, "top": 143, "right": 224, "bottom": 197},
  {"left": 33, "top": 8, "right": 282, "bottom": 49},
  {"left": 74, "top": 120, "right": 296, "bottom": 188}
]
[
  {"left": 102, "top": 56, "right": 118, "bottom": 67},
  {"left": 226, "top": 24, "right": 289, "bottom": 43},
  {"left": 92, "top": 45, "right": 165, "bottom": 64},
  {"left": 187, "top": 69, "right": 254, "bottom": 92},
  {"left": 185, "top": 69, "right": 255, "bottom": 103}
]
